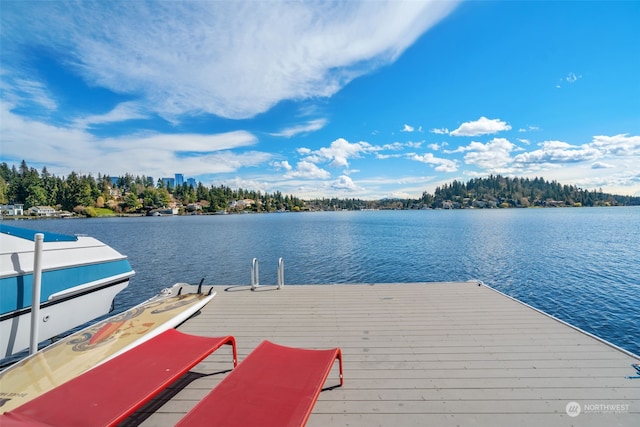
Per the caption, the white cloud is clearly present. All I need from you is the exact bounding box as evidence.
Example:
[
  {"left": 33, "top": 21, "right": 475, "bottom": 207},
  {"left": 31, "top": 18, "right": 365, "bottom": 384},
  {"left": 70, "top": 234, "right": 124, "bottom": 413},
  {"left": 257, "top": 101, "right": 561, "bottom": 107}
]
[
  {"left": 565, "top": 72, "right": 581, "bottom": 83},
  {"left": 454, "top": 138, "right": 516, "bottom": 169},
  {"left": 591, "top": 162, "right": 613, "bottom": 169},
  {"left": 430, "top": 127, "right": 449, "bottom": 135},
  {"left": 450, "top": 117, "right": 512, "bottom": 137},
  {"left": 270, "top": 118, "right": 328, "bottom": 138},
  {"left": 428, "top": 142, "right": 448, "bottom": 151},
  {"left": 380, "top": 142, "right": 405, "bottom": 151},
  {"left": 406, "top": 141, "right": 424, "bottom": 149},
  {"left": 2, "top": 1, "right": 459, "bottom": 121},
  {"left": 284, "top": 160, "right": 331, "bottom": 179},
  {"left": 589, "top": 134, "right": 640, "bottom": 156},
  {"left": 303, "top": 138, "right": 374, "bottom": 168},
  {"left": 105, "top": 131, "right": 258, "bottom": 153},
  {"left": 375, "top": 153, "right": 402, "bottom": 160},
  {"left": 272, "top": 160, "right": 293, "bottom": 171},
  {"left": 408, "top": 153, "right": 458, "bottom": 172},
  {"left": 402, "top": 124, "right": 414, "bottom": 132},
  {"left": 518, "top": 125, "right": 540, "bottom": 133},
  {"left": 300, "top": 138, "right": 430, "bottom": 169},
  {"left": 331, "top": 175, "right": 361, "bottom": 191},
  {"left": 513, "top": 140, "right": 600, "bottom": 165},
  {"left": 556, "top": 72, "right": 582, "bottom": 89}
]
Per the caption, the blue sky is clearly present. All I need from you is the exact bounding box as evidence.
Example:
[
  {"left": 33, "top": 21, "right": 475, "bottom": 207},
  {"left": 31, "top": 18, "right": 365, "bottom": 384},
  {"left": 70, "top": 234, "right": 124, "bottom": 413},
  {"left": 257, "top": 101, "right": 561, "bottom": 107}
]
[{"left": 1, "top": 1, "right": 639, "bottom": 199}]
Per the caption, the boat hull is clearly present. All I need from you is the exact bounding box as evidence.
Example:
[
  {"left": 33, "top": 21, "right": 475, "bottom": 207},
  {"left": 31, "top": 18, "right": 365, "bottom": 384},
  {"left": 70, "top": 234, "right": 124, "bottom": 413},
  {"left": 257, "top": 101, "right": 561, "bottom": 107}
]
[
  {"left": 0, "top": 276, "right": 130, "bottom": 359},
  {"left": 0, "top": 224, "right": 135, "bottom": 359}
]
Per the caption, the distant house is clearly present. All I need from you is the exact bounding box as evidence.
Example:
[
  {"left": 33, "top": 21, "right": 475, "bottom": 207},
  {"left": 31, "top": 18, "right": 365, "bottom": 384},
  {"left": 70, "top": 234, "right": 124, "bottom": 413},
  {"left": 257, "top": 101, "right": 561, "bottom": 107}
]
[
  {"left": 0, "top": 204, "right": 24, "bottom": 216},
  {"left": 29, "top": 206, "right": 56, "bottom": 217},
  {"left": 186, "top": 203, "right": 202, "bottom": 212},
  {"left": 229, "top": 199, "right": 255, "bottom": 210}
]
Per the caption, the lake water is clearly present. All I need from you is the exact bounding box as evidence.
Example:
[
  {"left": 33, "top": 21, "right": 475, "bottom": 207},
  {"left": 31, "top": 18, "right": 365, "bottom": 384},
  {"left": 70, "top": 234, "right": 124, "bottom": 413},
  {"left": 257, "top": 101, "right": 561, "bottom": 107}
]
[{"left": 10, "top": 207, "right": 640, "bottom": 356}]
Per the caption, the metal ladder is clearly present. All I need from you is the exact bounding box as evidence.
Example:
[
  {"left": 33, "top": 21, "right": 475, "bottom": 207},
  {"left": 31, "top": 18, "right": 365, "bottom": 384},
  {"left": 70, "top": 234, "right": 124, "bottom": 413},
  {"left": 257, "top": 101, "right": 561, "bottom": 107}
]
[{"left": 251, "top": 257, "right": 284, "bottom": 290}]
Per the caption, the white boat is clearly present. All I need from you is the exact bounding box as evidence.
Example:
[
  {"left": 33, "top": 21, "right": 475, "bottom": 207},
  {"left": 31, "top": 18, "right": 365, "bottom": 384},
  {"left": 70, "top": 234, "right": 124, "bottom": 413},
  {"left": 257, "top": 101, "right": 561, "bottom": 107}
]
[
  {"left": 0, "top": 224, "right": 135, "bottom": 360},
  {"left": 0, "top": 283, "right": 215, "bottom": 412}
]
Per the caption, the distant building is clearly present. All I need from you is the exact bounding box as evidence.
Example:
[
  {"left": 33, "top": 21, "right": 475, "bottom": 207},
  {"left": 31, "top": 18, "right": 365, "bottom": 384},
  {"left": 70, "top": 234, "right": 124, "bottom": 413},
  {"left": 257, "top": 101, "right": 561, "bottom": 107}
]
[
  {"left": 147, "top": 176, "right": 154, "bottom": 186},
  {"left": 175, "top": 173, "right": 184, "bottom": 187},
  {"left": 29, "top": 206, "right": 56, "bottom": 216},
  {"left": 187, "top": 178, "right": 197, "bottom": 188},
  {"left": 0, "top": 204, "right": 24, "bottom": 216},
  {"left": 229, "top": 199, "right": 255, "bottom": 210},
  {"left": 161, "top": 177, "right": 175, "bottom": 188}
]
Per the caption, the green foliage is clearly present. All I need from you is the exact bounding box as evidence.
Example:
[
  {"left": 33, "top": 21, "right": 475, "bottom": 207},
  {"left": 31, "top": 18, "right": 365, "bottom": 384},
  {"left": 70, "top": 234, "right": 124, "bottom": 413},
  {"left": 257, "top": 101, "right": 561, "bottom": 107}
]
[
  {"left": 0, "top": 177, "right": 9, "bottom": 204},
  {"left": 430, "top": 175, "right": 639, "bottom": 208},
  {"left": 1, "top": 162, "right": 638, "bottom": 216},
  {"left": 93, "top": 207, "right": 115, "bottom": 216},
  {"left": 83, "top": 206, "right": 98, "bottom": 217}
]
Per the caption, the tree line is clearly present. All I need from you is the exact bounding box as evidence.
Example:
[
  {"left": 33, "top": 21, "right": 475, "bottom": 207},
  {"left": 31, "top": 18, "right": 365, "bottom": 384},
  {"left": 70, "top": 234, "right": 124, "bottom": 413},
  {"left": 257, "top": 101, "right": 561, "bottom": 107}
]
[
  {"left": 422, "top": 175, "right": 639, "bottom": 208},
  {"left": 1, "top": 161, "right": 638, "bottom": 216},
  {"left": 0, "top": 161, "right": 305, "bottom": 215}
]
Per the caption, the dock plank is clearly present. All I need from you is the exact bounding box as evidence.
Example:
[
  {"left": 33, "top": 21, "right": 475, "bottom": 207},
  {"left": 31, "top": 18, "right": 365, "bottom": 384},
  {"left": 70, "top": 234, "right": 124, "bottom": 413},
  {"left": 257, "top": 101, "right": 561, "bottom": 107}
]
[{"left": 127, "top": 282, "right": 639, "bottom": 426}]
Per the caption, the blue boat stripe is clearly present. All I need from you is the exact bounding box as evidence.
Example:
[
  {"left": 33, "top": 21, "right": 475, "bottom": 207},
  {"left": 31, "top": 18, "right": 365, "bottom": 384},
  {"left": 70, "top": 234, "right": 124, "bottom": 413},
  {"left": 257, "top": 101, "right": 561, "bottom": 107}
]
[
  {"left": 0, "top": 259, "right": 134, "bottom": 314},
  {"left": 0, "top": 277, "right": 131, "bottom": 322}
]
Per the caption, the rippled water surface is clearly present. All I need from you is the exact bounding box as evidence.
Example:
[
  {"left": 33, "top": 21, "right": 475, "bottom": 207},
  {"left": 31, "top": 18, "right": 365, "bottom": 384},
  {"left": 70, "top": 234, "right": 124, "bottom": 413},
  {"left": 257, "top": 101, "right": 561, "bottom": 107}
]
[{"left": 13, "top": 207, "right": 640, "bottom": 355}]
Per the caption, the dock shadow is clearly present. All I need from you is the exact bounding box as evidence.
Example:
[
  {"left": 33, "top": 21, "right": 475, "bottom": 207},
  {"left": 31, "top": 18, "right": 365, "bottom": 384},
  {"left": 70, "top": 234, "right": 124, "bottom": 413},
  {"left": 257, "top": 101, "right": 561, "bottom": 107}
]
[
  {"left": 224, "top": 285, "right": 280, "bottom": 292},
  {"left": 119, "top": 369, "right": 232, "bottom": 426}
]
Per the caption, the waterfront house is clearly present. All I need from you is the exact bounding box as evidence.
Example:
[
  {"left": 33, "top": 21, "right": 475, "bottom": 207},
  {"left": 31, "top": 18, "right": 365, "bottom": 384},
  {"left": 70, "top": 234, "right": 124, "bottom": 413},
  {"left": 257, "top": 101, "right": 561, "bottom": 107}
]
[
  {"left": 28, "top": 206, "right": 56, "bottom": 217},
  {"left": 229, "top": 199, "right": 255, "bottom": 210},
  {"left": 0, "top": 204, "right": 24, "bottom": 216}
]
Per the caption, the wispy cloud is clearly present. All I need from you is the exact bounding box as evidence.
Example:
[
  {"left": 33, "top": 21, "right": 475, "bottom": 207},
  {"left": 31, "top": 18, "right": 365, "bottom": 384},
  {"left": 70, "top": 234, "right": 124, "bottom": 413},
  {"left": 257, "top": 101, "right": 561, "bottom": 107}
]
[
  {"left": 428, "top": 142, "right": 448, "bottom": 151},
  {"left": 270, "top": 119, "right": 328, "bottom": 138},
  {"left": 1, "top": 75, "right": 57, "bottom": 112},
  {"left": 555, "top": 72, "right": 582, "bottom": 89},
  {"left": 591, "top": 161, "right": 613, "bottom": 169},
  {"left": 565, "top": 72, "right": 581, "bottom": 83},
  {"left": 18, "top": 79, "right": 57, "bottom": 111},
  {"left": 401, "top": 124, "right": 423, "bottom": 133},
  {"left": 0, "top": 101, "right": 269, "bottom": 177},
  {"left": 72, "top": 102, "right": 148, "bottom": 129},
  {"left": 430, "top": 127, "right": 449, "bottom": 135},
  {"left": 2, "top": 1, "right": 459, "bottom": 121}
]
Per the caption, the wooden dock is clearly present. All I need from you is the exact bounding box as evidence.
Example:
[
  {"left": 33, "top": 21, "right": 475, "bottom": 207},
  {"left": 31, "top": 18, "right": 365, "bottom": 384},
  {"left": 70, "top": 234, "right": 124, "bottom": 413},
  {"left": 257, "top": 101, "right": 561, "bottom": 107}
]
[{"left": 126, "top": 282, "right": 639, "bottom": 427}]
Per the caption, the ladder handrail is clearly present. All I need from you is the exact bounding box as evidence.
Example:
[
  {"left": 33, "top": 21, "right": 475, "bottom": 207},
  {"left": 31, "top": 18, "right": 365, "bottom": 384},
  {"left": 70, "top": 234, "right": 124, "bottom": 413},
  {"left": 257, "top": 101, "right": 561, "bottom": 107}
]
[
  {"left": 250, "top": 258, "right": 284, "bottom": 290},
  {"left": 277, "top": 257, "right": 284, "bottom": 289},
  {"left": 250, "top": 258, "right": 259, "bottom": 290}
]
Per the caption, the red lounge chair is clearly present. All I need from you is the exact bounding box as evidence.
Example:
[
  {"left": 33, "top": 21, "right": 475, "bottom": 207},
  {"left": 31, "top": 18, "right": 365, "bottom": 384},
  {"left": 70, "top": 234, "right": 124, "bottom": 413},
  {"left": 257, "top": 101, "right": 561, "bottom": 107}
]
[
  {"left": 1, "top": 329, "right": 237, "bottom": 427},
  {"left": 176, "top": 340, "right": 343, "bottom": 427}
]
